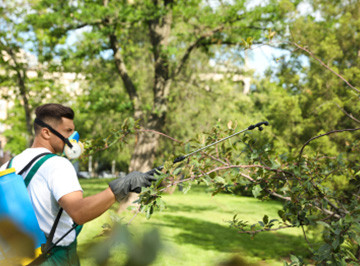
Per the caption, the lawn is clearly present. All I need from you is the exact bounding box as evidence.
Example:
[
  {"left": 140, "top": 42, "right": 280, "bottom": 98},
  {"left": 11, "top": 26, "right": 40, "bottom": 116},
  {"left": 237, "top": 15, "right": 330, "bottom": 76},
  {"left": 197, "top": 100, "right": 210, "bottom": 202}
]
[{"left": 77, "top": 178, "right": 311, "bottom": 266}]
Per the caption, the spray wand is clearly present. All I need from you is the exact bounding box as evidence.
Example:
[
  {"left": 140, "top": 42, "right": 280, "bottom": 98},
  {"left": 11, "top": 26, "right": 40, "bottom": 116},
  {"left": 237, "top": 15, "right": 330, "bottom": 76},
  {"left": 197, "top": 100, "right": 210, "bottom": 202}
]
[{"left": 146, "top": 121, "right": 269, "bottom": 175}]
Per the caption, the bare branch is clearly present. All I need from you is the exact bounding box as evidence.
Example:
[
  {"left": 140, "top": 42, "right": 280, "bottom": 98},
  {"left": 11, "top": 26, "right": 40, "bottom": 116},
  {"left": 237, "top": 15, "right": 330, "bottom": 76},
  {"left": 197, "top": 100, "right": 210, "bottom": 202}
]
[
  {"left": 335, "top": 103, "right": 360, "bottom": 124},
  {"left": 173, "top": 25, "right": 225, "bottom": 77},
  {"left": 127, "top": 206, "right": 141, "bottom": 226},
  {"left": 292, "top": 42, "right": 360, "bottom": 94},
  {"left": 301, "top": 225, "right": 314, "bottom": 250},
  {"left": 269, "top": 191, "right": 291, "bottom": 201},
  {"left": 109, "top": 33, "right": 137, "bottom": 100},
  {"left": 299, "top": 127, "right": 360, "bottom": 158},
  {"left": 322, "top": 194, "right": 349, "bottom": 215},
  {"left": 137, "top": 128, "right": 182, "bottom": 144},
  {"left": 313, "top": 204, "right": 341, "bottom": 219},
  {"left": 201, "top": 152, "right": 229, "bottom": 166},
  {"left": 238, "top": 224, "right": 295, "bottom": 234}
]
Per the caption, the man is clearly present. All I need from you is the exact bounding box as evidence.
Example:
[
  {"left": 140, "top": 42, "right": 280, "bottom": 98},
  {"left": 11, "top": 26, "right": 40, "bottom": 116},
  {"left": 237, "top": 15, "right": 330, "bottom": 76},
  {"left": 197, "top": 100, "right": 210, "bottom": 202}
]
[{"left": 0, "top": 103, "right": 154, "bottom": 265}]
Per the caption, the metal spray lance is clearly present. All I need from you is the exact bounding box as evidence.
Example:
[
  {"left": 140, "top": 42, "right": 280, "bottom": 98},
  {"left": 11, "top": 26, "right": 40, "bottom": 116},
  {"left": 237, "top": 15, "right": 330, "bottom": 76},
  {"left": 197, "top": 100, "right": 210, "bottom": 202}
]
[{"left": 146, "top": 121, "right": 269, "bottom": 175}]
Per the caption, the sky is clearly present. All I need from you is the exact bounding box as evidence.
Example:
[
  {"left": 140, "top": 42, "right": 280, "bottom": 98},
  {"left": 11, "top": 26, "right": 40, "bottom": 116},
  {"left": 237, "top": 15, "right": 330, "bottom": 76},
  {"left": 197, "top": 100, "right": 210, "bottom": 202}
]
[
  {"left": 243, "top": 0, "right": 315, "bottom": 76},
  {"left": 247, "top": 45, "right": 289, "bottom": 76}
]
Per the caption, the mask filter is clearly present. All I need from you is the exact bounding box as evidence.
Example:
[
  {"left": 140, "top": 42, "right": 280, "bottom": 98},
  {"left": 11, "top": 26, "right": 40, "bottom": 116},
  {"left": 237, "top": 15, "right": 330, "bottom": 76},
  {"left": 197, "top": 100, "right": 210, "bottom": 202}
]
[{"left": 63, "top": 131, "right": 84, "bottom": 160}]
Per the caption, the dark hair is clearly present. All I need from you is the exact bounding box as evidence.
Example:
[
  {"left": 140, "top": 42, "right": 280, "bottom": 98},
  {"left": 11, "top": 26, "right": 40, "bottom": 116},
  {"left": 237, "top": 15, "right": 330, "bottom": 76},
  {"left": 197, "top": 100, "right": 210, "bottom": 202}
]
[{"left": 34, "top": 103, "right": 74, "bottom": 134}]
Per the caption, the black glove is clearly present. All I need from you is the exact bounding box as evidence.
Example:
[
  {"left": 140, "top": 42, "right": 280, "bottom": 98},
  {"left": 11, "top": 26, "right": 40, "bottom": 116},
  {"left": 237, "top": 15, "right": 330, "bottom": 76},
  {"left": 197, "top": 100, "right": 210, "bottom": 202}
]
[{"left": 109, "top": 171, "right": 156, "bottom": 202}]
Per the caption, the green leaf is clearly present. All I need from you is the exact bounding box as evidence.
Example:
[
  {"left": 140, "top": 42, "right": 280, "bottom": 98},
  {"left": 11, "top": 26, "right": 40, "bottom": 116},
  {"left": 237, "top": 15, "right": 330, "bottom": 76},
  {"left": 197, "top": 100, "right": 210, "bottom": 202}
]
[
  {"left": 146, "top": 205, "right": 154, "bottom": 220},
  {"left": 157, "top": 198, "right": 166, "bottom": 211},
  {"left": 233, "top": 214, "right": 238, "bottom": 221},
  {"left": 332, "top": 236, "right": 340, "bottom": 250},
  {"left": 185, "top": 143, "right": 190, "bottom": 154},
  {"left": 289, "top": 254, "right": 300, "bottom": 264},
  {"left": 155, "top": 176, "right": 165, "bottom": 188},
  {"left": 173, "top": 167, "right": 182, "bottom": 176},
  {"left": 202, "top": 176, "right": 211, "bottom": 186},
  {"left": 278, "top": 210, "right": 285, "bottom": 218},
  {"left": 263, "top": 215, "right": 269, "bottom": 225},
  {"left": 252, "top": 185, "right": 262, "bottom": 198},
  {"left": 270, "top": 159, "right": 281, "bottom": 169},
  {"left": 214, "top": 176, "right": 225, "bottom": 184},
  {"left": 316, "top": 221, "right": 335, "bottom": 233}
]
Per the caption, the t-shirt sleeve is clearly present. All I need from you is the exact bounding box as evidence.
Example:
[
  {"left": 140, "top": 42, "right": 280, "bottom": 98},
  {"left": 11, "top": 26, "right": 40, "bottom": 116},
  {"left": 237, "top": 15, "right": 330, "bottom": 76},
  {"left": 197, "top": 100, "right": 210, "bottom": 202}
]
[
  {"left": 0, "top": 163, "right": 8, "bottom": 171},
  {"left": 46, "top": 157, "right": 83, "bottom": 201}
]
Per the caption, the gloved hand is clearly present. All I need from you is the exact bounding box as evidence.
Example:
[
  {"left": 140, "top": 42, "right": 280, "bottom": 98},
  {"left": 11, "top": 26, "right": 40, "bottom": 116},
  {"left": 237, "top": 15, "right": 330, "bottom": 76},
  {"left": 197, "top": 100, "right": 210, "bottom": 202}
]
[{"left": 109, "top": 171, "right": 156, "bottom": 202}]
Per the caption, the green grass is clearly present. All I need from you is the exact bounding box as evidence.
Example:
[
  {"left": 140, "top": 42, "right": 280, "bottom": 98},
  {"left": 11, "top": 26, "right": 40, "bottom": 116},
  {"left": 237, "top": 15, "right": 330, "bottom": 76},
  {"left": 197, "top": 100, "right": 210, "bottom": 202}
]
[{"left": 77, "top": 179, "right": 311, "bottom": 265}]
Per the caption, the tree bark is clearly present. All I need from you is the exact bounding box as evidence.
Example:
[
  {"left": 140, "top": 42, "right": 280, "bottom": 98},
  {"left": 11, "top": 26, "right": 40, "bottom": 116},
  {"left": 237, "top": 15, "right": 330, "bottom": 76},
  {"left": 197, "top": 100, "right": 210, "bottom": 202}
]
[
  {"left": 17, "top": 69, "right": 33, "bottom": 144},
  {"left": 129, "top": 0, "right": 173, "bottom": 172},
  {"left": 7, "top": 47, "right": 34, "bottom": 145}
]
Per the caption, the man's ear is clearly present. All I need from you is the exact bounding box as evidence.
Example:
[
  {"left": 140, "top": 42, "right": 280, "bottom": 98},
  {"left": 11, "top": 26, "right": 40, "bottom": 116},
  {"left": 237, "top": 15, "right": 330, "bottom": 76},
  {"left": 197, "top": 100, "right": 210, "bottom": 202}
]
[{"left": 41, "top": 127, "right": 51, "bottom": 140}]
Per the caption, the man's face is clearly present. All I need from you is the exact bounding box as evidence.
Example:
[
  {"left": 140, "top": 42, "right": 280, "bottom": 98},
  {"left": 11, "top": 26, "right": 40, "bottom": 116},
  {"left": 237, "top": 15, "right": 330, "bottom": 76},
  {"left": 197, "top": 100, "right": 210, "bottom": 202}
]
[{"left": 50, "top": 117, "right": 75, "bottom": 153}]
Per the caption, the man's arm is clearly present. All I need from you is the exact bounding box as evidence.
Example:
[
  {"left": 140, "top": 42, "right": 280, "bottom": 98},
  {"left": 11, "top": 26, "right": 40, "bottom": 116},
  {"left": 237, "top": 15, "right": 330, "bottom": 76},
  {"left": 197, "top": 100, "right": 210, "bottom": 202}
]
[
  {"left": 58, "top": 188, "right": 116, "bottom": 225},
  {"left": 59, "top": 171, "right": 155, "bottom": 225}
]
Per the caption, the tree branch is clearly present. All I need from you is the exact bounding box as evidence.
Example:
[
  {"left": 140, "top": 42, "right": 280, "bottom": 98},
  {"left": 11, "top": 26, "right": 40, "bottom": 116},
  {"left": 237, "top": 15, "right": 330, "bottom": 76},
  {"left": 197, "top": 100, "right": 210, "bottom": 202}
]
[
  {"left": 3, "top": 44, "right": 33, "bottom": 141},
  {"left": 292, "top": 42, "right": 360, "bottom": 94},
  {"left": 301, "top": 225, "right": 314, "bottom": 250},
  {"left": 156, "top": 164, "right": 293, "bottom": 201},
  {"left": 313, "top": 204, "right": 341, "bottom": 219},
  {"left": 299, "top": 127, "right": 360, "bottom": 158},
  {"left": 173, "top": 25, "right": 225, "bottom": 78},
  {"left": 201, "top": 152, "right": 229, "bottom": 166},
  {"left": 238, "top": 224, "right": 295, "bottom": 234},
  {"left": 334, "top": 103, "right": 360, "bottom": 124},
  {"left": 137, "top": 128, "right": 182, "bottom": 144},
  {"left": 108, "top": 32, "right": 142, "bottom": 119}
]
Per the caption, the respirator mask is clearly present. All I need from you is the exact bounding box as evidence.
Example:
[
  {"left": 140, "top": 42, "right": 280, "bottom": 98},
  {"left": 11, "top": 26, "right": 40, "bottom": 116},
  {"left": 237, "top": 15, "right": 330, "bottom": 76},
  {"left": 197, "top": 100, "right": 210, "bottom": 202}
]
[
  {"left": 35, "top": 118, "right": 84, "bottom": 160},
  {"left": 63, "top": 131, "right": 84, "bottom": 160}
]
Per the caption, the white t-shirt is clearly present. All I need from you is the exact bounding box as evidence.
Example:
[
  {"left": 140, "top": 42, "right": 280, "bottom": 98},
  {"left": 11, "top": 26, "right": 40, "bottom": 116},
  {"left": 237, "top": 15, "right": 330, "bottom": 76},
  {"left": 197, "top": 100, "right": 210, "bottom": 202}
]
[{"left": 0, "top": 147, "right": 83, "bottom": 246}]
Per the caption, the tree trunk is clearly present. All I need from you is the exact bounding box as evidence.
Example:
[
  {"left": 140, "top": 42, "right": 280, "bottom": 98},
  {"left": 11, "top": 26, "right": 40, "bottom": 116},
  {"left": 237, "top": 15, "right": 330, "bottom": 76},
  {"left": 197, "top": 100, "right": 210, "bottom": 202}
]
[
  {"left": 129, "top": 0, "right": 173, "bottom": 172},
  {"left": 129, "top": 130, "right": 160, "bottom": 172},
  {"left": 8, "top": 47, "right": 34, "bottom": 146},
  {"left": 17, "top": 69, "right": 33, "bottom": 145},
  {"left": 115, "top": 1, "right": 173, "bottom": 213}
]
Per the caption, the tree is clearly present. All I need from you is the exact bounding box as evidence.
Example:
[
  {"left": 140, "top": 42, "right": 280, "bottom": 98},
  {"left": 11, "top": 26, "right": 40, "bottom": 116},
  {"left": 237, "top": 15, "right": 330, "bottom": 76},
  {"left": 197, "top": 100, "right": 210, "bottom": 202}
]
[
  {"left": 275, "top": 0, "right": 360, "bottom": 150},
  {"left": 26, "top": 0, "right": 286, "bottom": 171},
  {"left": 130, "top": 1, "right": 360, "bottom": 264},
  {"left": 1, "top": 2, "right": 35, "bottom": 144},
  {"left": 0, "top": 1, "right": 68, "bottom": 150}
]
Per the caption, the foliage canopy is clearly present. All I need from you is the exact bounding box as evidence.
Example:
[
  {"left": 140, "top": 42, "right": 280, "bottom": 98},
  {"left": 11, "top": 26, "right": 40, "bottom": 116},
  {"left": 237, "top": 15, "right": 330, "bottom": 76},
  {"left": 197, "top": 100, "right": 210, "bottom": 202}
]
[{"left": 1, "top": 0, "right": 360, "bottom": 264}]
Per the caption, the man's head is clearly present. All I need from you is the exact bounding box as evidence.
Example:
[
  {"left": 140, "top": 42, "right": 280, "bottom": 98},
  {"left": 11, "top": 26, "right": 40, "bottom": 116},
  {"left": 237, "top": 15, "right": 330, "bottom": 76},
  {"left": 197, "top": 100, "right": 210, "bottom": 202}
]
[
  {"left": 34, "top": 104, "right": 74, "bottom": 134},
  {"left": 33, "top": 103, "right": 75, "bottom": 153}
]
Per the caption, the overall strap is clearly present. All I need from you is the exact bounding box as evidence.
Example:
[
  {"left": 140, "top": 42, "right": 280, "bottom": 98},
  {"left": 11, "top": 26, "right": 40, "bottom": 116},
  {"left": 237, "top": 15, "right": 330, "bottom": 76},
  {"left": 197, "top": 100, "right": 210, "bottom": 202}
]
[
  {"left": 6, "top": 158, "right": 13, "bottom": 169},
  {"left": 42, "top": 208, "right": 63, "bottom": 253},
  {"left": 24, "top": 154, "right": 57, "bottom": 187},
  {"left": 75, "top": 224, "right": 83, "bottom": 237},
  {"left": 6, "top": 152, "right": 52, "bottom": 174},
  {"left": 19, "top": 153, "right": 52, "bottom": 175}
]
